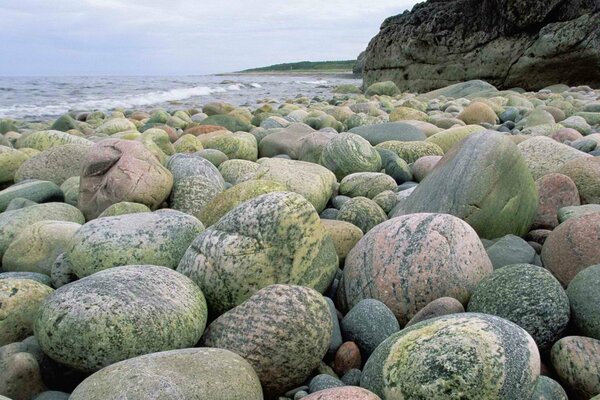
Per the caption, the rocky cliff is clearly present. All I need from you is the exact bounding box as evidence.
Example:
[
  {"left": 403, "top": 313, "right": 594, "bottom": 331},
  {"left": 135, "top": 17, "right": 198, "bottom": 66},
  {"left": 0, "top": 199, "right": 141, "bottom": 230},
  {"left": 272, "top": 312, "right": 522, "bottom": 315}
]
[{"left": 362, "top": 0, "right": 600, "bottom": 92}]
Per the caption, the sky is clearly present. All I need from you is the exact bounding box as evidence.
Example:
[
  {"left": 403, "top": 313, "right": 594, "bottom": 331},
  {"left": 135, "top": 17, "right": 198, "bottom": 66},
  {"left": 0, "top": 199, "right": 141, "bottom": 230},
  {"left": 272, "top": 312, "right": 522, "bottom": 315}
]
[{"left": 0, "top": 0, "right": 419, "bottom": 76}]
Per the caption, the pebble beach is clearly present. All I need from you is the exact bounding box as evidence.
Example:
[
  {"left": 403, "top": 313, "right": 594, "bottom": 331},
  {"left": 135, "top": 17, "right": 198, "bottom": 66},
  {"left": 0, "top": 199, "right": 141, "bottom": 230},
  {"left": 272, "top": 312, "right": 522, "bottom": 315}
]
[{"left": 1, "top": 77, "right": 600, "bottom": 400}]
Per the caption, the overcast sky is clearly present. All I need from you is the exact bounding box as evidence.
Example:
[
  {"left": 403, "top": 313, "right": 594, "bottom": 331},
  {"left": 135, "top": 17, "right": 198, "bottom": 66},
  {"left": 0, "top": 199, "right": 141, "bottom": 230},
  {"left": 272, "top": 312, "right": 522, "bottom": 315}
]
[{"left": 0, "top": 0, "right": 419, "bottom": 76}]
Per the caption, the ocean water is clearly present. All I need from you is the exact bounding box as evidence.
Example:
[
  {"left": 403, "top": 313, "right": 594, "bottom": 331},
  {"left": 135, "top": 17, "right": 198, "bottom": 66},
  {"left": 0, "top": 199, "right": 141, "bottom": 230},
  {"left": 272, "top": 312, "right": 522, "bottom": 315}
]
[{"left": 0, "top": 74, "right": 361, "bottom": 121}]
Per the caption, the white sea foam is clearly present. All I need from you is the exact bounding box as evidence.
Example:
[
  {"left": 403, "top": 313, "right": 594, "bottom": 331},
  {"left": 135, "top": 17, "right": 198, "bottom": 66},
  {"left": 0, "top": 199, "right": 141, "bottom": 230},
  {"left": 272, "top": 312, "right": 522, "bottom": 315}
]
[
  {"left": 250, "top": 83, "right": 262, "bottom": 88},
  {"left": 295, "top": 80, "right": 329, "bottom": 85}
]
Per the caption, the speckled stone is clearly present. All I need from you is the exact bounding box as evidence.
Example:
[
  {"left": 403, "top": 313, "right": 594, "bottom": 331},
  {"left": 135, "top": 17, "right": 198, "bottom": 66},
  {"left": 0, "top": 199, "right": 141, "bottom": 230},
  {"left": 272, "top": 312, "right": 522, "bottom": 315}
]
[
  {"left": 517, "top": 136, "right": 590, "bottom": 180},
  {"left": 0, "top": 339, "right": 47, "bottom": 400},
  {"left": 4, "top": 197, "right": 37, "bottom": 212},
  {"left": 320, "top": 133, "right": 382, "bottom": 180},
  {"left": 485, "top": 234, "right": 536, "bottom": 269},
  {"left": 308, "top": 374, "right": 344, "bottom": 393},
  {"left": 533, "top": 173, "right": 580, "bottom": 230},
  {"left": 50, "top": 253, "right": 76, "bottom": 289},
  {"left": 340, "top": 299, "right": 400, "bottom": 357},
  {"left": 15, "top": 130, "right": 92, "bottom": 152},
  {"left": 405, "top": 297, "right": 465, "bottom": 327},
  {"left": 303, "top": 387, "right": 381, "bottom": 400},
  {"left": 333, "top": 341, "right": 361, "bottom": 375},
  {"left": 551, "top": 336, "right": 600, "bottom": 399},
  {"left": 467, "top": 264, "right": 570, "bottom": 351},
  {"left": 338, "top": 213, "right": 493, "bottom": 325},
  {"left": 376, "top": 140, "right": 444, "bottom": 164},
  {"left": 361, "top": 313, "right": 540, "bottom": 399},
  {"left": 392, "top": 132, "right": 538, "bottom": 239},
  {"left": 0, "top": 272, "right": 51, "bottom": 286},
  {"left": 558, "top": 204, "right": 600, "bottom": 223},
  {"left": 320, "top": 219, "right": 363, "bottom": 263},
  {"left": 425, "top": 125, "right": 486, "bottom": 153},
  {"left": 96, "top": 201, "right": 151, "bottom": 218},
  {"left": 69, "top": 348, "right": 263, "bottom": 400},
  {"left": 178, "top": 192, "right": 338, "bottom": 316},
  {"left": 376, "top": 148, "right": 413, "bottom": 184},
  {"left": 325, "top": 297, "right": 343, "bottom": 357},
  {"left": 218, "top": 159, "right": 259, "bottom": 185},
  {"left": 567, "top": 264, "right": 600, "bottom": 340},
  {"left": 14, "top": 144, "right": 90, "bottom": 185},
  {"left": 336, "top": 197, "right": 387, "bottom": 233},
  {"left": 59, "top": 176, "right": 78, "bottom": 206},
  {"left": 557, "top": 156, "right": 600, "bottom": 204},
  {"left": 530, "top": 376, "right": 568, "bottom": 400},
  {"left": 202, "top": 284, "right": 332, "bottom": 398},
  {"left": 0, "top": 180, "right": 64, "bottom": 213},
  {"left": 0, "top": 146, "right": 28, "bottom": 185},
  {"left": 541, "top": 213, "right": 600, "bottom": 286},
  {"left": 34, "top": 265, "right": 208, "bottom": 372},
  {"left": 0, "top": 202, "right": 84, "bottom": 259},
  {"left": 339, "top": 173, "right": 397, "bottom": 199},
  {"left": 204, "top": 131, "right": 258, "bottom": 161},
  {"left": 0, "top": 279, "right": 53, "bottom": 346},
  {"left": 65, "top": 210, "right": 204, "bottom": 278},
  {"left": 341, "top": 368, "right": 362, "bottom": 386}
]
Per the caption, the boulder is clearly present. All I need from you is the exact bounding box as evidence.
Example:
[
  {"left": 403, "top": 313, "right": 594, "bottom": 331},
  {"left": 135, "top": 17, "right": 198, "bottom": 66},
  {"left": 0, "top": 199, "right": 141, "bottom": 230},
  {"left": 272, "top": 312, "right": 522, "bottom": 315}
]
[
  {"left": 348, "top": 122, "right": 426, "bottom": 145},
  {"left": 551, "top": 336, "right": 600, "bottom": 399},
  {"left": 457, "top": 102, "right": 499, "bottom": 125},
  {"left": 533, "top": 173, "right": 580, "bottom": 230},
  {"left": 258, "top": 123, "right": 315, "bottom": 159},
  {"left": 485, "top": 234, "right": 536, "bottom": 269},
  {"left": 0, "top": 180, "right": 63, "bottom": 213},
  {"left": 65, "top": 210, "right": 203, "bottom": 278},
  {"left": 320, "top": 219, "right": 363, "bottom": 263},
  {"left": 518, "top": 136, "right": 590, "bottom": 180},
  {"left": 361, "top": 1, "right": 600, "bottom": 91},
  {"left": 405, "top": 297, "right": 465, "bottom": 327},
  {"left": 218, "top": 159, "right": 259, "bottom": 185},
  {"left": 202, "top": 284, "right": 331, "bottom": 398},
  {"left": 336, "top": 197, "right": 387, "bottom": 233},
  {"left": 425, "top": 125, "right": 486, "bottom": 153},
  {"left": 78, "top": 139, "right": 173, "bottom": 220},
  {"left": 34, "top": 265, "right": 208, "bottom": 372},
  {"left": 376, "top": 140, "right": 443, "bottom": 163},
  {"left": 339, "top": 172, "right": 396, "bottom": 199},
  {"left": 303, "top": 387, "right": 381, "bottom": 400},
  {"left": 567, "top": 265, "right": 600, "bottom": 341},
  {"left": 204, "top": 132, "right": 258, "bottom": 161},
  {"left": 338, "top": 213, "right": 492, "bottom": 326},
  {"left": 96, "top": 201, "right": 151, "bottom": 217},
  {"left": 69, "top": 348, "right": 262, "bottom": 400},
  {"left": 199, "top": 114, "right": 252, "bottom": 132},
  {"left": 14, "top": 144, "right": 89, "bottom": 185},
  {"left": 15, "top": 130, "right": 92, "bottom": 152},
  {"left": 530, "top": 376, "right": 568, "bottom": 400},
  {"left": 321, "top": 133, "right": 382, "bottom": 180},
  {"left": 177, "top": 192, "right": 338, "bottom": 316},
  {"left": 0, "top": 146, "right": 28, "bottom": 185},
  {"left": 392, "top": 132, "right": 538, "bottom": 239},
  {"left": 558, "top": 204, "right": 600, "bottom": 223},
  {"left": 557, "top": 157, "right": 600, "bottom": 204}
]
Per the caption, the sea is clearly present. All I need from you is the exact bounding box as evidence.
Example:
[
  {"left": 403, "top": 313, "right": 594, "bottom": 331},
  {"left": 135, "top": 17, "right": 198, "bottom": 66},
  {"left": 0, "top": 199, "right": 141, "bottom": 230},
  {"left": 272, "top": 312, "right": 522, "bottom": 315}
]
[{"left": 0, "top": 74, "right": 362, "bottom": 121}]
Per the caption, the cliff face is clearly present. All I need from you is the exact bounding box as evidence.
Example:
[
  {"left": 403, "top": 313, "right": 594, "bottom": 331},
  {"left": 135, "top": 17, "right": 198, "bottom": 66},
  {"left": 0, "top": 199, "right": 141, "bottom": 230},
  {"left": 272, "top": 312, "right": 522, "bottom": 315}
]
[{"left": 362, "top": 0, "right": 600, "bottom": 91}]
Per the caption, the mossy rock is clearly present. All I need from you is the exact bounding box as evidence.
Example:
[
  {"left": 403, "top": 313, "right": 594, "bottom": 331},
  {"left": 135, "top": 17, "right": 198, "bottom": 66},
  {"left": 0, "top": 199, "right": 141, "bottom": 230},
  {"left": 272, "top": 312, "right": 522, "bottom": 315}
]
[
  {"left": 361, "top": 313, "right": 540, "bottom": 399},
  {"left": 0, "top": 146, "right": 29, "bottom": 184},
  {"left": 349, "top": 122, "right": 426, "bottom": 146},
  {"left": 50, "top": 114, "right": 79, "bottom": 132},
  {"left": 253, "top": 158, "right": 337, "bottom": 212},
  {"left": 321, "top": 219, "right": 363, "bottom": 262},
  {"left": 376, "top": 148, "right": 413, "bottom": 183},
  {"left": 200, "top": 114, "right": 252, "bottom": 132},
  {"left": 376, "top": 140, "right": 444, "bottom": 164},
  {"left": 198, "top": 179, "right": 287, "bottom": 227},
  {"left": 139, "top": 128, "right": 174, "bottom": 156},
  {"left": 297, "top": 131, "right": 337, "bottom": 164},
  {"left": 15, "top": 130, "right": 92, "bottom": 152},
  {"left": 96, "top": 118, "right": 137, "bottom": 135},
  {"left": 365, "top": 81, "right": 400, "bottom": 97},
  {"left": 425, "top": 125, "right": 487, "bottom": 153},
  {"left": 2, "top": 220, "right": 81, "bottom": 276},
  {"left": 14, "top": 144, "right": 90, "bottom": 185},
  {"left": 174, "top": 134, "right": 203, "bottom": 153},
  {"left": 339, "top": 172, "right": 396, "bottom": 199},
  {"left": 336, "top": 196, "right": 387, "bottom": 234},
  {"left": 334, "top": 84, "right": 362, "bottom": 94},
  {"left": 65, "top": 210, "right": 204, "bottom": 278},
  {"left": 202, "top": 284, "right": 332, "bottom": 397},
  {"left": 218, "top": 159, "right": 259, "bottom": 185},
  {"left": 34, "top": 265, "right": 208, "bottom": 372},
  {"left": 97, "top": 201, "right": 151, "bottom": 218},
  {"left": 0, "top": 119, "right": 18, "bottom": 134},
  {"left": 0, "top": 180, "right": 64, "bottom": 213},
  {"left": 177, "top": 192, "right": 338, "bottom": 316},
  {"left": 0, "top": 278, "right": 53, "bottom": 346},
  {"left": 567, "top": 264, "right": 600, "bottom": 341},
  {"left": 60, "top": 176, "right": 79, "bottom": 206},
  {"left": 0, "top": 202, "right": 84, "bottom": 259},
  {"left": 321, "top": 133, "right": 382, "bottom": 180},
  {"left": 392, "top": 132, "right": 538, "bottom": 239},
  {"left": 205, "top": 132, "right": 258, "bottom": 161},
  {"left": 467, "top": 264, "right": 569, "bottom": 351},
  {"left": 69, "top": 348, "right": 263, "bottom": 400}
]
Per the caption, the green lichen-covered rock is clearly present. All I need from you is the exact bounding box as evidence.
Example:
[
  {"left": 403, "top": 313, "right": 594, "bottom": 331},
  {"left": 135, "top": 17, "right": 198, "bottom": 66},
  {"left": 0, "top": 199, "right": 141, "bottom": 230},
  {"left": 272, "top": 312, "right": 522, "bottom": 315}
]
[
  {"left": 50, "top": 114, "right": 78, "bottom": 132},
  {"left": 198, "top": 148, "right": 229, "bottom": 166},
  {"left": 530, "top": 376, "right": 568, "bottom": 400},
  {"left": 338, "top": 213, "right": 492, "bottom": 326},
  {"left": 551, "top": 336, "right": 600, "bottom": 399},
  {"left": 202, "top": 284, "right": 332, "bottom": 397},
  {"left": 59, "top": 176, "right": 79, "bottom": 206},
  {"left": 0, "top": 202, "right": 84, "bottom": 259},
  {"left": 0, "top": 119, "right": 18, "bottom": 134},
  {"left": 200, "top": 114, "right": 252, "bottom": 132},
  {"left": 69, "top": 348, "right": 263, "bottom": 400},
  {"left": 198, "top": 179, "right": 287, "bottom": 227},
  {"left": 1, "top": 279, "right": 53, "bottom": 346},
  {"left": 336, "top": 197, "right": 387, "bottom": 233},
  {"left": 349, "top": 122, "right": 426, "bottom": 146},
  {"left": 373, "top": 190, "right": 398, "bottom": 213},
  {"left": 14, "top": 144, "right": 90, "bottom": 185},
  {"left": 297, "top": 131, "right": 337, "bottom": 164},
  {"left": 518, "top": 136, "right": 591, "bottom": 180},
  {"left": 376, "top": 148, "right": 413, "bottom": 183},
  {"left": 392, "top": 132, "right": 538, "bottom": 239},
  {"left": 321, "top": 219, "right": 363, "bottom": 263},
  {"left": 96, "top": 118, "right": 137, "bottom": 135},
  {"left": 365, "top": 81, "right": 400, "bottom": 97},
  {"left": 376, "top": 140, "right": 444, "bottom": 164},
  {"left": 218, "top": 159, "right": 259, "bottom": 185},
  {"left": 34, "top": 265, "right": 208, "bottom": 372},
  {"left": 139, "top": 128, "right": 175, "bottom": 156},
  {"left": 0, "top": 271, "right": 51, "bottom": 286},
  {"left": 467, "top": 264, "right": 569, "bottom": 351},
  {"left": 97, "top": 201, "right": 151, "bottom": 218},
  {"left": 339, "top": 172, "right": 397, "bottom": 199},
  {"left": 173, "top": 133, "right": 203, "bottom": 153},
  {"left": 177, "top": 192, "right": 338, "bottom": 316},
  {"left": 253, "top": 158, "right": 337, "bottom": 212},
  {"left": 425, "top": 125, "right": 487, "bottom": 153},
  {"left": 567, "top": 264, "right": 600, "bottom": 341},
  {"left": 361, "top": 313, "right": 540, "bottom": 400},
  {"left": 0, "top": 180, "right": 63, "bottom": 213},
  {"left": 15, "top": 130, "right": 92, "bottom": 152},
  {"left": 0, "top": 146, "right": 28, "bottom": 184},
  {"left": 205, "top": 132, "right": 258, "bottom": 161},
  {"left": 457, "top": 102, "right": 499, "bottom": 125},
  {"left": 2, "top": 220, "right": 81, "bottom": 276},
  {"left": 65, "top": 210, "right": 204, "bottom": 278},
  {"left": 321, "top": 133, "right": 382, "bottom": 180}
]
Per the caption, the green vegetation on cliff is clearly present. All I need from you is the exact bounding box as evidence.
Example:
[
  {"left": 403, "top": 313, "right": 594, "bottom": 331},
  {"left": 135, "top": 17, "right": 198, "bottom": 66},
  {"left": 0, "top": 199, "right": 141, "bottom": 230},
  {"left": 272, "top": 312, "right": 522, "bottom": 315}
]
[{"left": 238, "top": 60, "right": 356, "bottom": 73}]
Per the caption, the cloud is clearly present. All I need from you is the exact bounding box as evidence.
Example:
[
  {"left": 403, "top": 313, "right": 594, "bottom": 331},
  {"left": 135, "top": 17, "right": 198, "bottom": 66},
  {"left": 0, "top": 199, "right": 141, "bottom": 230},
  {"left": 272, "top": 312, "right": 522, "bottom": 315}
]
[{"left": 0, "top": 0, "right": 419, "bottom": 76}]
